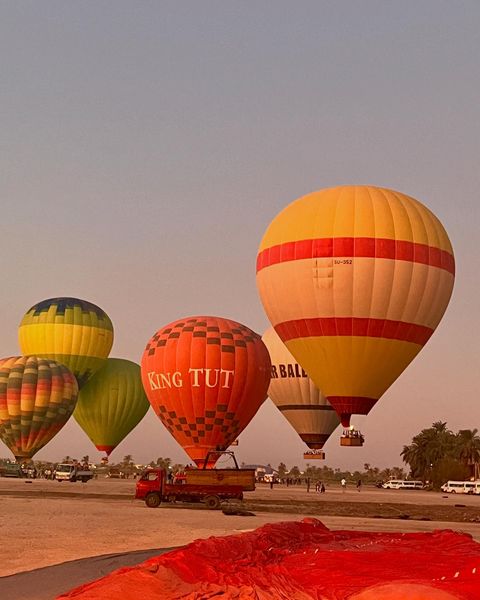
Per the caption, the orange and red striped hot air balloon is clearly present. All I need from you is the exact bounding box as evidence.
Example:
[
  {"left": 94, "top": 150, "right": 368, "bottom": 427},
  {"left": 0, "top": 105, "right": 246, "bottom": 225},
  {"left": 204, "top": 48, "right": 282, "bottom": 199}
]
[
  {"left": 141, "top": 316, "right": 271, "bottom": 467},
  {"left": 0, "top": 356, "right": 78, "bottom": 461},
  {"left": 256, "top": 185, "right": 455, "bottom": 429}
]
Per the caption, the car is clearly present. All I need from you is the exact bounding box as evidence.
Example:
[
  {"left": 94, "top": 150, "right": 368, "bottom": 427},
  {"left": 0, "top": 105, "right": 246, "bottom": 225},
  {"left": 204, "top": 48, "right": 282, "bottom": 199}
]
[
  {"left": 107, "top": 468, "right": 125, "bottom": 479},
  {"left": 0, "top": 464, "right": 25, "bottom": 478}
]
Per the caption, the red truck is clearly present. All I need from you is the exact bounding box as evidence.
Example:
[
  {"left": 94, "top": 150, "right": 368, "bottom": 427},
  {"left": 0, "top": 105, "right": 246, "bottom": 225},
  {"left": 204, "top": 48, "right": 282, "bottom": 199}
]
[{"left": 135, "top": 453, "right": 255, "bottom": 510}]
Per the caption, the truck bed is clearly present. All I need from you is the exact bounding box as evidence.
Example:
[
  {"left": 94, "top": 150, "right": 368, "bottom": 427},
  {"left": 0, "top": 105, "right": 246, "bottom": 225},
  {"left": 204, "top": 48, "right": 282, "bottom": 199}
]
[
  {"left": 184, "top": 468, "right": 255, "bottom": 491},
  {"left": 163, "top": 482, "right": 244, "bottom": 499}
]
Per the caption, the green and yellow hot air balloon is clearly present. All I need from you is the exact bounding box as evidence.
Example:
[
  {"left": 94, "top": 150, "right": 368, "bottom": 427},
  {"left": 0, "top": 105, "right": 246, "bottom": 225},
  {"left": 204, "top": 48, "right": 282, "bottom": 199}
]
[
  {"left": 19, "top": 297, "right": 114, "bottom": 388},
  {"left": 0, "top": 356, "right": 78, "bottom": 461},
  {"left": 74, "top": 358, "right": 149, "bottom": 456}
]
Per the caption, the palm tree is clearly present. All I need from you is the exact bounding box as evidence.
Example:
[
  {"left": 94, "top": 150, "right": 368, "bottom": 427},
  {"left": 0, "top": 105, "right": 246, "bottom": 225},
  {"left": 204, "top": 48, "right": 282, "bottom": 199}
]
[
  {"left": 401, "top": 441, "right": 429, "bottom": 479},
  {"left": 392, "top": 466, "right": 406, "bottom": 479},
  {"left": 155, "top": 457, "right": 171, "bottom": 471},
  {"left": 456, "top": 429, "right": 480, "bottom": 479},
  {"left": 401, "top": 422, "right": 456, "bottom": 480},
  {"left": 121, "top": 455, "right": 134, "bottom": 477}
]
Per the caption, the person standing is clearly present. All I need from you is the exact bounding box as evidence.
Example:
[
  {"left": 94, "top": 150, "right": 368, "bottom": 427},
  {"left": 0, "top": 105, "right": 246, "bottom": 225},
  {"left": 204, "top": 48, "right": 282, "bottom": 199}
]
[
  {"left": 341, "top": 478, "right": 346, "bottom": 492},
  {"left": 356, "top": 479, "right": 362, "bottom": 492}
]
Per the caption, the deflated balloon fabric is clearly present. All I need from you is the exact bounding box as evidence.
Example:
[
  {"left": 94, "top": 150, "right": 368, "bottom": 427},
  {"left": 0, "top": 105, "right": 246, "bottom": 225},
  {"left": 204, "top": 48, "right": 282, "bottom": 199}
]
[{"left": 59, "top": 519, "right": 479, "bottom": 599}]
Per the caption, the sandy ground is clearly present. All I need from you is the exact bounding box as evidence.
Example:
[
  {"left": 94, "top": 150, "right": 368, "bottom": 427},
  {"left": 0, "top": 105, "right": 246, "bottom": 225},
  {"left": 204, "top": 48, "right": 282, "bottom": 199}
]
[{"left": 1, "top": 478, "right": 480, "bottom": 579}]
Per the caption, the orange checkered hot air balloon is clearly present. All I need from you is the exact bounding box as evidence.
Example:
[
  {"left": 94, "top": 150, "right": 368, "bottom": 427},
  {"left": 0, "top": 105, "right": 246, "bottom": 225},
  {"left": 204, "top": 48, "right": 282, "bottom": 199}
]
[
  {"left": 256, "top": 186, "right": 455, "bottom": 429},
  {"left": 141, "top": 316, "right": 271, "bottom": 468}
]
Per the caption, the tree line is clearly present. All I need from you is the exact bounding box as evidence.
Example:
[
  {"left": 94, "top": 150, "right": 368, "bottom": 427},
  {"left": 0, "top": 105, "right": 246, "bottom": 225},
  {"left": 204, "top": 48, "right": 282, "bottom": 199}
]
[{"left": 401, "top": 421, "right": 480, "bottom": 487}]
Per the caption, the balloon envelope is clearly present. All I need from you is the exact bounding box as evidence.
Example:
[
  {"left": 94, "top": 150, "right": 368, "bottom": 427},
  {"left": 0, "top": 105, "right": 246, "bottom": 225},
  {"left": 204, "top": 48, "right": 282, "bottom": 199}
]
[
  {"left": 19, "top": 297, "right": 114, "bottom": 388},
  {"left": 0, "top": 355, "right": 78, "bottom": 460},
  {"left": 74, "top": 358, "right": 149, "bottom": 456},
  {"left": 141, "top": 316, "right": 271, "bottom": 467},
  {"left": 262, "top": 327, "right": 340, "bottom": 449},
  {"left": 257, "top": 185, "right": 455, "bottom": 426}
]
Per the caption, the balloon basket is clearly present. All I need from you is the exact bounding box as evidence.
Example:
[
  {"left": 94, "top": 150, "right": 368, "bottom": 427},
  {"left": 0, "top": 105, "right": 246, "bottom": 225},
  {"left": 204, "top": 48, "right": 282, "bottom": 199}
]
[
  {"left": 340, "top": 436, "right": 364, "bottom": 447},
  {"left": 303, "top": 451, "right": 325, "bottom": 460}
]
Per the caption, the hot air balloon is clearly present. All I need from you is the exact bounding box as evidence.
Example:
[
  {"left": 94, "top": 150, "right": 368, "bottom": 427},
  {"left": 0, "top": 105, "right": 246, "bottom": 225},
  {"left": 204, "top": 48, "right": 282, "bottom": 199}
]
[
  {"left": 257, "top": 185, "right": 455, "bottom": 432},
  {"left": 0, "top": 355, "right": 78, "bottom": 461},
  {"left": 262, "top": 327, "right": 340, "bottom": 458},
  {"left": 19, "top": 297, "right": 114, "bottom": 388},
  {"left": 74, "top": 358, "right": 149, "bottom": 456},
  {"left": 141, "top": 316, "right": 271, "bottom": 468}
]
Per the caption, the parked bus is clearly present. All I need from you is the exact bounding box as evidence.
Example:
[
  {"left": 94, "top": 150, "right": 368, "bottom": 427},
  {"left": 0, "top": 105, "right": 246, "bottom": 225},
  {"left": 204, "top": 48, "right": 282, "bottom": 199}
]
[
  {"left": 382, "top": 480, "right": 424, "bottom": 490},
  {"left": 440, "top": 481, "right": 480, "bottom": 494}
]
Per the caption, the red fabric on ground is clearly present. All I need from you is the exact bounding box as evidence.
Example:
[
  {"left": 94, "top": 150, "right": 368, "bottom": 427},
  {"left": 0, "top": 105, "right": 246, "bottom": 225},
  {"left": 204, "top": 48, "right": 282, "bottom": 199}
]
[{"left": 58, "top": 519, "right": 480, "bottom": 599}]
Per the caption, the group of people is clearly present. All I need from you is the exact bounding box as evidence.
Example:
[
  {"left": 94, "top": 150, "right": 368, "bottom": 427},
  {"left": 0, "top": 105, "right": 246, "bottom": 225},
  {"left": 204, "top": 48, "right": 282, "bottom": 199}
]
[
  {"left": 342, "top": 428, "right": 364, "bottom": 440},
  {"left": 341, "top": 478, "right": 363, "bottom": 492},
  {"left": 315, "top": 481, "right": 326, "bottom": 493}
]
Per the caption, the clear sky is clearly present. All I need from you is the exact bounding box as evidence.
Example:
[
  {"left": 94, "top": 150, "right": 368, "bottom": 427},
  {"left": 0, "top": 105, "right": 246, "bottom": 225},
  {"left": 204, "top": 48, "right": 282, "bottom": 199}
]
[{"left": 1, "top": 1, "right": 479, "bottom": 471}]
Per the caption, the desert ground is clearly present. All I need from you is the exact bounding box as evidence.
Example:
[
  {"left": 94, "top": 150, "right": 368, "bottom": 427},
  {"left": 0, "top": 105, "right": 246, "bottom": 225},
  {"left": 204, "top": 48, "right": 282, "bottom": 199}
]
[{"left": 1, "top": 476, "right": 480, "bottom": 582}]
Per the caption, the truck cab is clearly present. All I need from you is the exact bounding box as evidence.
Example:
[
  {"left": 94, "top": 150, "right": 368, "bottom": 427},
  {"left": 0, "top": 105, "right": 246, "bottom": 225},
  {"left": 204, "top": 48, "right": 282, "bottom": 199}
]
[{"left": 55, "top": 463, "right": 93, "bottom": 483}]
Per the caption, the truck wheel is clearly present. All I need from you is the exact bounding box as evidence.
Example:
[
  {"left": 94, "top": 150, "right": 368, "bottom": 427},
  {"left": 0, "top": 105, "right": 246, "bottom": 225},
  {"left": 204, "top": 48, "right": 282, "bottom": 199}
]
[
  {"left": 145, "top": 493, "right": 161, "bottom": 508},
  {"left": 81, "top": 477, "right": 88, "bottom": 483},
  {"left": 205, "top": 495, "right": 221, "bottom": 510}
]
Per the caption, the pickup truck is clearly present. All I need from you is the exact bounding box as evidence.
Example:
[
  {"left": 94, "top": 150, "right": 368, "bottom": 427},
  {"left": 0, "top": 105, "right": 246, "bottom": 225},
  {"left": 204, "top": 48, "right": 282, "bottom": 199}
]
[
  {"left": 55, "top": 463, "right": 94, "bottom": 483},
  {"left": 135, "top": 466, "right": 255, "bottom": 509}
]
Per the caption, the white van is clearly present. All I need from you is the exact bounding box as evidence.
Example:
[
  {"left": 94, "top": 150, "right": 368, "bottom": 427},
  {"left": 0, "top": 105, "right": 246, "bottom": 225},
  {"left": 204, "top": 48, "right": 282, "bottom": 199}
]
[
  {"left": 382, "top": 480, "right": 423, "bottom": 490},
  {"left": 441, "top": 481, "right": 479, "bottom": 494}
]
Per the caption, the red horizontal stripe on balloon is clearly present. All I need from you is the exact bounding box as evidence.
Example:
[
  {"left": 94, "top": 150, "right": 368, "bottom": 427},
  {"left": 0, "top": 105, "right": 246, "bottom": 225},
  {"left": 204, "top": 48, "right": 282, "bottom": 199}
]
[
  {"left": 256, "top": 237, "right": 455, "bottom": 275},
  {"left": 276, "top": 317, "right": 434, "bottom": 346}
]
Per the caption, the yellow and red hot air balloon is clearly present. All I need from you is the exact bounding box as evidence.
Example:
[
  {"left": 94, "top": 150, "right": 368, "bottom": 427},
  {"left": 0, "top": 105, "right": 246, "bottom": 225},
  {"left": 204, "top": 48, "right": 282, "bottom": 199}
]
[
  {"left": 74, "top": 358, "right": 150, "bottom": 457},
  {"left": 262, "top": 327, "right": 340, "bottom": 458},
  {"left": 19, "top": 297, "right": 114, "bottom": 389},
  {"left": 257, "top": 186, "right": 455, "bottom": 429},
  {"left": 0, "top": 356, "right": 78, "bottom": 461},
  {"left": 141, "top": 316, "right": 271, "bottom": 468}
]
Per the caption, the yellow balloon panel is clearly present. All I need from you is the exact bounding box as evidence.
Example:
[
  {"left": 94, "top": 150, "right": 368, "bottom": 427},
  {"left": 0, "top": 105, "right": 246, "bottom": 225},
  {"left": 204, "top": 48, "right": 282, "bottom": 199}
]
[
  {"left": 257, "top": 186, "right": 454, "bottom": 254},
  {"left": 19, "top": 297, "right": 114, "bottom": 388}
]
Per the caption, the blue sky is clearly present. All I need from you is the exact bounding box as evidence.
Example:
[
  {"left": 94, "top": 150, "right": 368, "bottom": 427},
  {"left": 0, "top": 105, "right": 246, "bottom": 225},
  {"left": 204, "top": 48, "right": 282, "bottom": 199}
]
[{"left": 0, "top": 2, "right": 479, "bottom": 469}]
